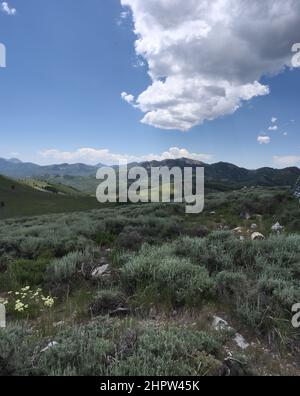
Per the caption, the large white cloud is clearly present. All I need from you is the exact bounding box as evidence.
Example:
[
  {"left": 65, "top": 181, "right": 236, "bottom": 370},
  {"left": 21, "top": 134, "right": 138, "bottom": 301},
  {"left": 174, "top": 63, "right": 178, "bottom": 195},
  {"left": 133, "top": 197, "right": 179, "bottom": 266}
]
[
  {"left": 121, "top": 0, "right": 300, "bottom": 131},
  {"left": 39, "top": 147, "right": 213, "bottom": 165}
]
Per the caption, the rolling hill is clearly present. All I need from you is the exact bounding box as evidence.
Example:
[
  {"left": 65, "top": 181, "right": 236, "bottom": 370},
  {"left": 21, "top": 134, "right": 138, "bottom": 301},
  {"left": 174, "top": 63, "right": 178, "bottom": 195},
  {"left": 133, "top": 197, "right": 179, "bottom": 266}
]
[
  {"left": 0, "top": 175, "right": 103, "bottom": 219},
  {"left": 0, "top": 157, "right": 299, "bottom": 195},
  {"left": 133, "top": 159, "right": 300, "bottom": 191}
]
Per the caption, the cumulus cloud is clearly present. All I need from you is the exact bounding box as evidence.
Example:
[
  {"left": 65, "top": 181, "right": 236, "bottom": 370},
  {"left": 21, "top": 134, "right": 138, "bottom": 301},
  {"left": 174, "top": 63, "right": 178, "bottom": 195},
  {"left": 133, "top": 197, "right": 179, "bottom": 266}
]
[
  {"left": 273, "top": 155, "right": 300, "bottom": 167},
  {"left": 257, "top": 135, "right": 271, "bottom": 145},
  {"left": 39, "top": 147, "right": 213, "bottom": 165},
  {"left": 271, "top": 117, "right": 277, "bottom": 124},
  {"left": 268, "top": 125, "right": 278, "bottom": 131},
  {"left": 120, "top": 0, "right": 300, "bottom": 131},
  {"left": 1, "top": 2, "right": 16, "bottom": 15}
]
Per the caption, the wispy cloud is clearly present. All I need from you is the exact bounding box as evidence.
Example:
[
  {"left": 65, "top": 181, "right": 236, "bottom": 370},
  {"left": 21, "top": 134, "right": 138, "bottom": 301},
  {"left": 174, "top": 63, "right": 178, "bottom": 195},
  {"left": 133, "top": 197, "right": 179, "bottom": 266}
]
[
  {"left": 273, "top": 155, "right": 300, "bottom": 167},
  {"left": 39, "top": 147, "right": 213, "bottom": 166},
  {"left": 117, "top": 10, "right": 130, "bottom": 26},
  {"left": 1, "top": 2, "right": 16, "bottom": 16},
  {"left": 268, "top": 125, "right": 278, "bottom": 131},
  {"left": 120, "top": 10, "right": 129, "bottom": 20}
]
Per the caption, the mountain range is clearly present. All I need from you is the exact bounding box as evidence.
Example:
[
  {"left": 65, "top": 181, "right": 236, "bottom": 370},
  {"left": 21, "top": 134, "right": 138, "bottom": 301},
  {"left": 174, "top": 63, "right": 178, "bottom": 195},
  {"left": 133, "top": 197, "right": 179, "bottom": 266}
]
[
  {"left": 0, "top": 157, "right": 299, "bottom": 190},
  {"left": 0, "top": 158, "right": 104, "bottom": 178}
]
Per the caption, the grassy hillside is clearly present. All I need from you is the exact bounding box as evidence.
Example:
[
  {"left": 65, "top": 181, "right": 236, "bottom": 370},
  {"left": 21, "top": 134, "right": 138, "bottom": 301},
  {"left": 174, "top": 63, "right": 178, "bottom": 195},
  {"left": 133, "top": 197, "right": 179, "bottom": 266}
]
[
  {"left": 42, "top": 174, "right": 98, "bottom": 195},
  {"left": 0, "top": 175, "right": 103, "bottom": 219},
  {"left": 1, "top": 158, "right": 300, "bottom": 195},
  {"left": 20, "top": 178, "right": 84, "bottom": 196},
  {"left": 0, "top": 190, "right": 300, "bottom": 376}
]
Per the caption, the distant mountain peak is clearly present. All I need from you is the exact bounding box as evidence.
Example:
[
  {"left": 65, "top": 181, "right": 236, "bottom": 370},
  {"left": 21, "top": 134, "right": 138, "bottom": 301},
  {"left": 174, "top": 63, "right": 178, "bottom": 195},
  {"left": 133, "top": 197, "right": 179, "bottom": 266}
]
[{"left": 8, "top": 158, "right": 22, "bottom": 164}]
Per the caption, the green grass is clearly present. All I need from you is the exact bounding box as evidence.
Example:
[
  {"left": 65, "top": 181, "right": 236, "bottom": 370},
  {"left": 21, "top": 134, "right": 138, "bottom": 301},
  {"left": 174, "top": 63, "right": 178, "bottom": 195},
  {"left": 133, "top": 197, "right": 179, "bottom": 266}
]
[
  {"left": 20, "top": 178, "right": 84, "bottom": 196},
  {"left": 0, "top": 175, "right": 106, "bottom": 219},
  {"left": 42, "top": 175, "right": 98, "bottom": 194}
]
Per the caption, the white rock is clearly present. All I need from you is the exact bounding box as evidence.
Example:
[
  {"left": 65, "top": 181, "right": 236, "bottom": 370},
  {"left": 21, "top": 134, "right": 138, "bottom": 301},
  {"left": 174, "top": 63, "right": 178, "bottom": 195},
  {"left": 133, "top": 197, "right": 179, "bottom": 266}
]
[
  {"left": 251, "top": 224, "right": 258, "bottom": 230},
  {"left": 234, "top": 333, "right": 250, "bottom": 350},
  {"left": 91, "top": 264, "right": 110, "bottom": 279},
  {"left": 212, "top": 316, "right": 230, "bottom": 330},
  {"left": 271, "top": 222, "right": 284, "bottom": 233},
  {"left": 233, "top": 227, "right": 243, "bottom": 234},
  {"left": 41, "top": 341, "right": 59, "bottom": 353},
  {"left": 251, "top": 232, "right": 265, "bottom": 241},
  {"left": 212, "top": 316, "right": 249, "bottom": 350}
]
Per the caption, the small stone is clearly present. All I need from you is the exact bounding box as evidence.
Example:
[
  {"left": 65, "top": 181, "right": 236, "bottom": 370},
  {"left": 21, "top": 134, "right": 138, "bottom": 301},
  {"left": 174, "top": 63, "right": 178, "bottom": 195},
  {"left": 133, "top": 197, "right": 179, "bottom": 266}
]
[
  {"left": 251, "top": 232, "right": 265, "bottom": 241},
  {"left": 271, "top": 222, "right": 284, "bottom": 233},
  {"left": 91, "top": 264, "right": 110, "bottom": 279},
  {"left": 212, "top": 316, "right": 229, "bottom": 330},
  {"left": 234, "top": 333, "right": 250, "bottom": 350},
  {"left": 41, "top": 341, "right": 59, "bottom": 353},
  {"left": 212, "top": 316, "right": 249, "bottom": 350},
  {"left": 233, "top": 227, "right": 243, "bottom": 233}
]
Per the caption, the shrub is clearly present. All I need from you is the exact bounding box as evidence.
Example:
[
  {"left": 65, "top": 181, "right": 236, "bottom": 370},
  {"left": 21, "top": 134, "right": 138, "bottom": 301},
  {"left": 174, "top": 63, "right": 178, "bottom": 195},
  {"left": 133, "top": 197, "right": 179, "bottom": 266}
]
[
  {"left": 215, "top": 271, "right": 248, "bottom": 300},
  {"left": 90, "top": 290, "right": 126, "bottom": 316},
  {"left": 0, "top": 320, "right": 224, "bottom": 376},
  {"left": 37, "top": 325, "right": 114, "bottom": 376},
  {"left": 121, "top": 244, "right": 214, "bottom": 307},
  {"left": 116, "top": 227, "right": 146, "bottom": 250},
  {"left": 0, "top": 324, "right": 39, "bottom": 376},
  {"left": 7, "top": 258, "right": 49, "bottom": 288},
  {"left": 111, "top": 326, "right": 223, "bottom": 376},
  {"left": 46, "top": 248, "right": 101, "bottom": 283},
  {"left": 94, "top": 231, "right": 116, "bottom": 246},
  {"left": 173, "top": 236, "right": 206, "bottom": 259},
  {"left": 46, "top": 251, "right": 84, "bottom": 283}
]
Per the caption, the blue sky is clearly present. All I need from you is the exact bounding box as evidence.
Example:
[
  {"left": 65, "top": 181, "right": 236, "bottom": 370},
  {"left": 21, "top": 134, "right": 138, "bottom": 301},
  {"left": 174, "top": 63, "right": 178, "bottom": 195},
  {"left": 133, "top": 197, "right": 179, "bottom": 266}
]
[{"left": 0, "top": 0, "right": 299, "bottom": 169}]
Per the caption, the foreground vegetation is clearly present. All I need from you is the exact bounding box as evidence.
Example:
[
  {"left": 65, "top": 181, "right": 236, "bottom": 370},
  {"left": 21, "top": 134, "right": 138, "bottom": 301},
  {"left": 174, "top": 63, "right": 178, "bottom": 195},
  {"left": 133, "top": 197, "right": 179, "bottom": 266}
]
[{"left": 0, "top": 187, "right": 300, "bottom": 376}]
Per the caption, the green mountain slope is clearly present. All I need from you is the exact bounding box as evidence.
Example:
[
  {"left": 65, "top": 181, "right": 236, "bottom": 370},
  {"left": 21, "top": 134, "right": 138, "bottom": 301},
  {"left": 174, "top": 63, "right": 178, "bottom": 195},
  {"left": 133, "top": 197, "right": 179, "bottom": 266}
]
[
  {"left": 1, "top": 157, "right": 299, "bottom": 195},
  {"left": 20, "top": 178, "right": 85, "bottom": 195},
  {"left": 0, "top": 175, "right": 102, "bottom": 219}
]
